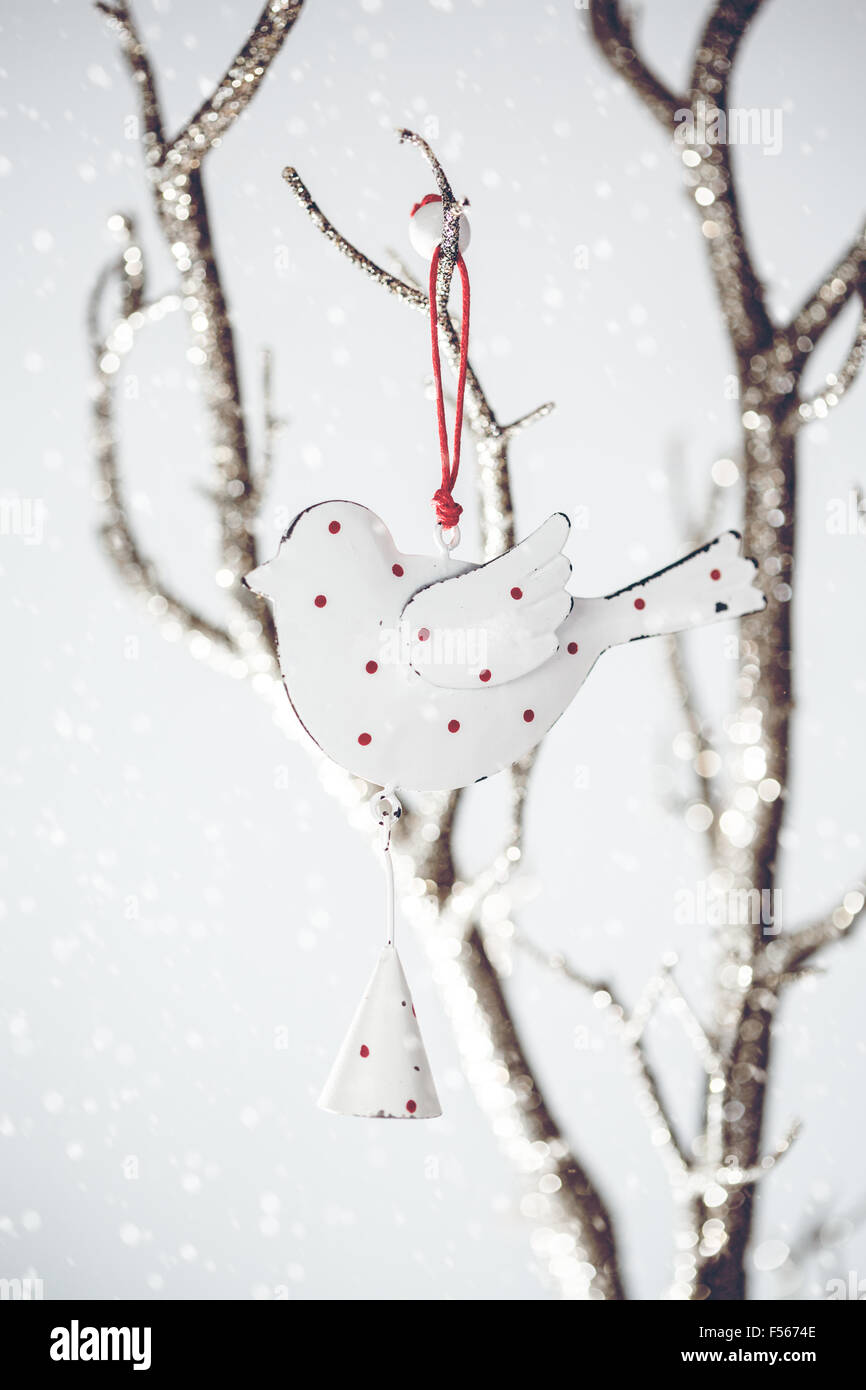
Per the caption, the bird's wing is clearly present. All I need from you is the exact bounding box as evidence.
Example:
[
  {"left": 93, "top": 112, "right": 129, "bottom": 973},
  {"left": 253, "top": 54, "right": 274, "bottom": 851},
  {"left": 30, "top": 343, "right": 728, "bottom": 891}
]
[{"left": 403, "top": 513, "right": 572, "bottom": 688}]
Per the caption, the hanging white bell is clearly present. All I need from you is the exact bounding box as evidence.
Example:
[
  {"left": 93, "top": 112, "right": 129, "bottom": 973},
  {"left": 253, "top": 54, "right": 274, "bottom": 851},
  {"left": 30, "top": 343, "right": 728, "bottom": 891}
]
[
  {"left": 318, "top": 790, "right": 441, "bottom": 1119},
  {"left": 318, "top": 943, "right": 441, "bottom": 1119}
]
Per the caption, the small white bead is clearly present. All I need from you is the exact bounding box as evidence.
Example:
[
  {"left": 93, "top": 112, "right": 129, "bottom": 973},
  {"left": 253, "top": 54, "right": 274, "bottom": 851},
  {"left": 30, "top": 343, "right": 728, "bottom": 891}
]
[{"left": 409, "top": 200, "right": 471, "bottom": 260}]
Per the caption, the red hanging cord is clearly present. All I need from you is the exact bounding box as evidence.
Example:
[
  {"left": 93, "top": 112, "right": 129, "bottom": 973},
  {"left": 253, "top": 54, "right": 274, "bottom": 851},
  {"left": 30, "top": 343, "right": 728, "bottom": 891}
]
[{"left": 428, "top": 244, "right": 470, "bottom": 531}]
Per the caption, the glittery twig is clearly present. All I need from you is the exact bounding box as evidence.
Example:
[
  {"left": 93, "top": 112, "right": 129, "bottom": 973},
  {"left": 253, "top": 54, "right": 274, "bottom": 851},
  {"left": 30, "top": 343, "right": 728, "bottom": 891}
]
[
  {"left": 776, "top": 883, "right": 866, "bottom": 975},
  {"left": 730, "top": 1119, "right": 802, "bottom": 1186},
  {"left": 282, "top": 164, "right": 502, "bottom": 445},
  {"left": 89, "top": 263, "right": 237, "bottom": 655},
  {"left": 783, "top": 223, "right": 866, "bottom": 375},
  {"left": 687, "top": 1, "right": 775, "bottom": 353},
  {"left": 94, "top": 0, "right": 297, "bottom": 655},
  {"left": 788, "top": 304, "right": 866, "bottom": 432},
  {"left": 94, "top": 3, "right": 165, "bottom": 155},
  {"left": 501, "top": 402, "right": 557, "bottom": 440},
  {"left": 587, "top": 0, "right": 683, "bottom": 127},
  {"left": 589, "top": 0, "right": 866, "bottom": 1300},
  {"left": 516, "top": 937, "right": 692, "bottom": 1180},
  {"left": 168, "top": 1, "right": 305, "bottom": 174}
]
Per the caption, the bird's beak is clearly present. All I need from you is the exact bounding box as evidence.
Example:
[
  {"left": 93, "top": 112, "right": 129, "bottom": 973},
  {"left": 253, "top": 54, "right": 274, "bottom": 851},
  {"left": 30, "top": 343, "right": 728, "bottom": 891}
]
[{"left": 242, "top": 562, "right": 273, "bottom": 598}]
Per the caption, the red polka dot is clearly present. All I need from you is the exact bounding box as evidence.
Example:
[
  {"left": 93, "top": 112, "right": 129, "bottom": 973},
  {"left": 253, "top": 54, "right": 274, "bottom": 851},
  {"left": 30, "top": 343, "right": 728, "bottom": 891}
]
[
  {"left": 634, "top": 597, "right": 645, "bottom": 611},
  {"left": 710, "top": 568, "right": 721, "bottom": 581},
  {"left": 359, "top": 1045, "right": 369, "bottom": 1058},
  {"left": 314, "top": 594, "right": 327, "bottom": 608},
  {"left": 523, "top": 709, "right": 535, "bottom": 723},
  {"left": 328, "top": 520, "right": 341, "bottom": 534},
  {"left": 406, "top": 1100, "right": 417, "bottom": 1114},
  {"left": 357, "top": 732, "right": 371, "bottom": 746},
  {"left": 448, "top": 719, "right": 460, "bottom": 733},
  {"left": 511, "top": 587, "right": 523, "bottom": 600},
  {"left": 392, "top": 563, "right": 404, "bottom": 577},
  {"left": 365, "top": 660, "right": 378, "bottom": 674},
  {"left": 567, "top": 641, "right": 578, "bottom": 654},
  {"left": 418, "top": 628, "right": 430, "bottom": 642},
  {"left": 479, "top": 669, "right": 491, "bottom": 682}
]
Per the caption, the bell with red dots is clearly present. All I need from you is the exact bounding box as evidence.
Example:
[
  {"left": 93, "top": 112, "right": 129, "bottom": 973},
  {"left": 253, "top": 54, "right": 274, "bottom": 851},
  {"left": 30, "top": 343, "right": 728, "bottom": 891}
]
[{"left": 317, "top": 792, "right": 442, "bottom": 1120}]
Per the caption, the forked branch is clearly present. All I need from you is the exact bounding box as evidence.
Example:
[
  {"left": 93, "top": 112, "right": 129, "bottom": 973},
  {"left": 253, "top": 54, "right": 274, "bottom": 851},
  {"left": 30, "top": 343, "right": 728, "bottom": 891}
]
[
  {"left": 588, "top": 0, "right": 866, "bottom": 1300},
  {"left": 789, "top": 300, "right": 866, "bottom": 431},
  {"left": 281, "top": 157, "right": 553, "bottom": 457},
  {"left": 588, "top": 0, "right": 683, "bottom": 127}
]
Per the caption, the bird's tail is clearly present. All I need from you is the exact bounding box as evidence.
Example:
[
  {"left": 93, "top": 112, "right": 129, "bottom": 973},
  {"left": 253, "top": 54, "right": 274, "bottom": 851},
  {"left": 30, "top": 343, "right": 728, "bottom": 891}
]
[{"left": 600, "top": 531, "right": 765, "bottom": 647}]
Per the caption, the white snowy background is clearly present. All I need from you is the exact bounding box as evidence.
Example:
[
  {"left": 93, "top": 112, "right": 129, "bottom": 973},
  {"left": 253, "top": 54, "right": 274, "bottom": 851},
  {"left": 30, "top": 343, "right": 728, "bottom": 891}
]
[{"left": 2, "top": 0, "right": 866, "bottom": 1301}]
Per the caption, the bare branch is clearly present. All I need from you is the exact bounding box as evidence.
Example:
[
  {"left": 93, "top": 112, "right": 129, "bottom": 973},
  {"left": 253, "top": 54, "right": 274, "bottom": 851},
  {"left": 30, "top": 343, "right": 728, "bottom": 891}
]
[
  {"left": 591, "top": 3, "right": 776, "bottom": 354},
  {"left": 777, "top": 881, "right": 866, "bottom": 975},
  {"left": 281, "top": 161, "right": 500, "bottom": 444},
  {"left": 787, "top": 299, "right": 866, "bottom": 432},
  {"left": 282, "top": 167, "right": 426, "bottom": 308},
  {"left": 621, "top": 968, "right": 667, "bottom": 1045},
  {"left": 167, "top": 0, "right": 305, "bottom": 174},
  {"left": 90, "top": 277, "right": 238, "bottom": 656},
  {"left": 464, "top": 924, "right": 625, "bottom": 1298},
  {"left": 516, "top": 936, "right": 692, "bottom": 1180},
  {"left": 87, "top": 216, "right": 145, "bottom": 351},
  {"left": 95, "top": 1, "right": 165, "bottom": 157},
  {"left": 723, "top": 1118, "right": 802, "bottom": 1187},
  {"left": 501, "top": 402, "right": 556, "bottom": 439},
  {"left": 782, "top": 221, "right": 866, "bottom": 374},
  {"left": 97, "top": 0, "right": 282, "bottom": 649},
  {"left": 660, "top": 967, "right": 720, "bottom": 1073},
  {"left": 397, "top": 128, "right": 457, "bottom": 206},
  {"left": 686, "top": 1, "right": 775, "bottom": 354},
  {"left": 587, "top": 1, "right": 684, "bottom": 129},
  {"left": 588, "top": 0, "right": 866, "bottom": 1303}
]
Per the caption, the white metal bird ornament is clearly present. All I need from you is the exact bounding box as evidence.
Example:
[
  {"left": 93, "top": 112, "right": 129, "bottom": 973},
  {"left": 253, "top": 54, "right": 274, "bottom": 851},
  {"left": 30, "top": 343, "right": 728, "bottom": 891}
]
[
  {"left": 245, "top": 502, "right": 765, "bottom": 792},
  {"left": 250, "top": 186, "right": 764, "bottom": 1119}
]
